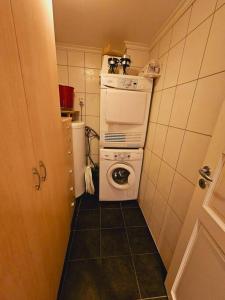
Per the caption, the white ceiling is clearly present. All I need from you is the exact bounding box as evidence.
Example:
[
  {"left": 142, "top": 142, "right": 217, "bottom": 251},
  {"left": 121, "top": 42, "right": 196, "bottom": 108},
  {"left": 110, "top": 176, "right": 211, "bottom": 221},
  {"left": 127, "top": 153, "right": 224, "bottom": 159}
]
[{"left": 53, "top": 0, "right": 182, "bottom": 49}]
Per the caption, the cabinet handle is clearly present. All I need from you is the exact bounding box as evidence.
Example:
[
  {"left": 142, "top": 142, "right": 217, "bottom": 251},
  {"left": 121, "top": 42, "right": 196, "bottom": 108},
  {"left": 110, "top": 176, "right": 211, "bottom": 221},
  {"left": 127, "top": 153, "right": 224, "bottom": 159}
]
[
  {"left": 39, "top": 160, "right": 47, "bottom": 181},
  {"left": 69, "top": 169, "right": 73, "bottom": 174},
  {"left": 68, "top": 150, "right": 72, "bottom": 155},
  {"left": 32, "top": 168, "right": 41, "bottom": 190},
  {"left": 71, "top": 201, "right": 75, "bottom": 207},
  {"left": 70, "top": 186, "right": 74, "bottom": 191}
]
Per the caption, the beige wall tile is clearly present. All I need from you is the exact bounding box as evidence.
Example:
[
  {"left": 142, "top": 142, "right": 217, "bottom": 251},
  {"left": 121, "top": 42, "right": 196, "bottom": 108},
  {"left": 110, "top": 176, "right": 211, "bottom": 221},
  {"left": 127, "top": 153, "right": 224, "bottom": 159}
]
[
  {"left": 74, "top": 92, "right": 85, "bottom": 116},
  {"left": 57, "top": 65, "right": 68, "bottom": 85},
  {"left": 177, "top": 131, "right": 211, "bottom": 183},
  {"left": 141, "top": 179, "right": 156, "bottom": 226},
  {"left": 217, "top": 0, "right": 225, "bottom": 8},
  {"left": 142, "top": 149, "right": 152, "bottom": 176},
  {"left": 146, "top": 122, "right": 156, "bottom": 151},
  {"left": 139, "top": 172, "right": 148, "bottom": 203},
  {"left": 149, "top": 190, "right": 167, "bottom": 241},
  {"left": 171, "top": 8, "right": 191, "bottom": 47},
  {"left": 169, "top": 172, "right": 195, "bottom": 221},
  {"left": 163, "top": 127, "right": 185, "bottom": 168},
  {"left": 158, "top": 87, "right": 176, "bottom": 125},
  {"left": 68, "top": 66, "right": 85, "bottom": 92},
  {"left": 150, "top": 44, "right": 159, "bottom": 60},
  {"left": 154, "top": 53, "right": 168, "bottom": 91},
  {"left": 91, "top": 154, "right": 99, "bottom": 164},
  {"left": 85, "top": 115, "right": 100, "bottom": 134},
  {"left": 149, "top": 91, "right": 162, "bottom": 122},
  {"left": 68, "top": 50, "right": 84, "bottom": 67},
  {"left": 56, "top": 49, "right": 68, "bottom": 65},
  {"left": 178, "top": 18, "right": 212, "bottom": 84},
  {"left": 200, "top": 5, "right": 225, "bottom": 77},
  {"left": 159, "top": 29, "right": 172, "bottom": 57},
  {"left": 188, "top": 0, "right": 217, "bottom": 32},
  {"left": 127, "top": 67, "right": 142, "bottom": 76},
  {"left": 126, "top": 49, "right": 149, "bottom": 67},
  {"left": 85, "top": 93, "right": 100, "bottom": 116},
  {"left": 85, "top": 52, "right": 102, "bottom": 69},
  {"left": 149, "top": 215, "right": 161, "bottom": 242},
  {"left": 152, "top": 124, "right": 168, "bottom": 158},
  {"left": 85, "top": 69, "right": 100, "bottom": 93},
  {"left": 170, "top": 81, "right": 196, "bottom": 129},
  {"left": 149, "top": 153, "right": 161, "bottom": 185},
  {"left": 187, "top": 72, "right": 225, "bottom": 135},
  {"left": 90, "top": 138, "right": 99, "bottom": 155},
  {"left": 158, "top": 235, "right": 174, "bottom": 269},
  {"left": 159, "top": 206, "right": 182, "bottom": 251},
  {"left": 164, "top": 40, "right": 185, "bottom": 88},
  {"left": 157, "top": 161, "right": 175, "bottom": 199}
]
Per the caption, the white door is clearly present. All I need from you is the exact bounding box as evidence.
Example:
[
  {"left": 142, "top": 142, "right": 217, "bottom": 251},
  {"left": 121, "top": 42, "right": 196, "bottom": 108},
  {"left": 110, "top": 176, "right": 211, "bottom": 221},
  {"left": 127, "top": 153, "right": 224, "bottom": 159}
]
[{"left": 166, "top": 101, "right": 225, "bottom": 299}]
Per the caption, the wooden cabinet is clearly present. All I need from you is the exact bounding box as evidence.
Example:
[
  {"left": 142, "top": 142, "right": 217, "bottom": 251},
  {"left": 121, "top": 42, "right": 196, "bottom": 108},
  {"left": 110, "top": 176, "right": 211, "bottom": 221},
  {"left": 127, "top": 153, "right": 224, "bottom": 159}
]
[
  {"left": 0, "top": 1, "right": 71, "bottom": 299},
  {"left": 61, "top": 117, "right": 76, "bottom": 215}
]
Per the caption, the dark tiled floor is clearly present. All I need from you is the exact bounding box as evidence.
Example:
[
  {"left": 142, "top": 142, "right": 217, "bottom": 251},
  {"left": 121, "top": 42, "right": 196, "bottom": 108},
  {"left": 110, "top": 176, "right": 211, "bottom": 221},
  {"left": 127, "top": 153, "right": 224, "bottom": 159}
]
[{"left": 58, "top": 194, "right": 167, "bottom": 300}]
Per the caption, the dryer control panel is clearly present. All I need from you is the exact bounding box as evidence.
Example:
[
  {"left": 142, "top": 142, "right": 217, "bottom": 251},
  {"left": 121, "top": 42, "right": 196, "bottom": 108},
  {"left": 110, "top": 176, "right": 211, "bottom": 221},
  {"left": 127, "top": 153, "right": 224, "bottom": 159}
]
[{"left": 101, "top": 74, "right": 152, "bottom": 91}]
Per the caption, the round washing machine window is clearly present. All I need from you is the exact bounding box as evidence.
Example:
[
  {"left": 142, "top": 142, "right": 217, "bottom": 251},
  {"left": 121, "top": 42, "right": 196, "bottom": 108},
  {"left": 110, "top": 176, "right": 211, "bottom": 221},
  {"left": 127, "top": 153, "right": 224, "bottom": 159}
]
[{"left": 107, "top": 163, "right": 135, "bottom": 190}]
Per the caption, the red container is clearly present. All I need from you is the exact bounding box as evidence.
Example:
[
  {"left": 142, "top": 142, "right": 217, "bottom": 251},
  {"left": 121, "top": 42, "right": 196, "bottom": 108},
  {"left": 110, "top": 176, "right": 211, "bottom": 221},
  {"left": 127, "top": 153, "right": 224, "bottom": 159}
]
[{"left": 59, "top": 85, "right": 74, "bottom": 109}]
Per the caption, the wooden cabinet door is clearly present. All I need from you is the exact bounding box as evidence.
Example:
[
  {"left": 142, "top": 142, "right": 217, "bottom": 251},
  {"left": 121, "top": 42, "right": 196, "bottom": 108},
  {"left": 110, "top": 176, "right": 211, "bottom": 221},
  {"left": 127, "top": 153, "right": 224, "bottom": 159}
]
[
  {"left": 0, "top": 1, "right": 53, "bottom": 299},
  {"left": 10, "top": 0, "right": 71, "bottom": 297}
]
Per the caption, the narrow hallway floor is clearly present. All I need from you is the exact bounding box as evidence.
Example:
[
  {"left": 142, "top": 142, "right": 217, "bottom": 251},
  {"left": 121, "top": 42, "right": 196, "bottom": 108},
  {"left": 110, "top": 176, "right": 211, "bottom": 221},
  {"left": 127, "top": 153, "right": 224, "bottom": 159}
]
[{"left": 58, "top": 194, "right": 168, "bottom": 300}]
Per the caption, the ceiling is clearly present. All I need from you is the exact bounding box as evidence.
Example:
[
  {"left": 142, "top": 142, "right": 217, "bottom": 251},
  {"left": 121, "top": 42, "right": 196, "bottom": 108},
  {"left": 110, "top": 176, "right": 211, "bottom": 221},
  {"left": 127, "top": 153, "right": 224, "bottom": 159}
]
[{"left": 53, "top": 0, "right": 182, "bottom": 49}]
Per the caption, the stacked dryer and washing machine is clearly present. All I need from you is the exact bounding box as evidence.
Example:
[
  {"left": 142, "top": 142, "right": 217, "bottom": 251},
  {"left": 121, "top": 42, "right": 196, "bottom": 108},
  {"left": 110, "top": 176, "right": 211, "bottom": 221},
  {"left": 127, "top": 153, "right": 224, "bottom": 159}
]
[{"left": 99, "top": 56, "right": 153, "bottom": 201}]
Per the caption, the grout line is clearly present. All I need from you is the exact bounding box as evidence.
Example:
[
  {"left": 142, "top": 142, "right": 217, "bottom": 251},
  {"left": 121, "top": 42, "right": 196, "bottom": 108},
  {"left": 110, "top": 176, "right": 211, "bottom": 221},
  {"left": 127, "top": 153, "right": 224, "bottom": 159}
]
[
  {"left": 71, "top": 224, "right": 147, "bottom": 232},
  {"left": 137, "top": 296, "right": 168, "bottom": 300},
  {"left": 99, "top": 201, "right": 102, "bottom": 261},
  {"left": 154, "top": 68, "right": 225, "bottom": 93},
  {"left": 120, "top": 204, "right": 142, "bottom": 300}
]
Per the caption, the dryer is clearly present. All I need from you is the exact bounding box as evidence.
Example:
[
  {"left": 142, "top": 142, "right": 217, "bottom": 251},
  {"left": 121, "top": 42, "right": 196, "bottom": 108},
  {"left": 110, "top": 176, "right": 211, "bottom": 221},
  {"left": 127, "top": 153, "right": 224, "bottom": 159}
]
[
  {"left": 99, "top": 148, "right": 143, "bottom": 201},
  {"left": 100, "top": 74, "right": 153, "bottom": 148}
]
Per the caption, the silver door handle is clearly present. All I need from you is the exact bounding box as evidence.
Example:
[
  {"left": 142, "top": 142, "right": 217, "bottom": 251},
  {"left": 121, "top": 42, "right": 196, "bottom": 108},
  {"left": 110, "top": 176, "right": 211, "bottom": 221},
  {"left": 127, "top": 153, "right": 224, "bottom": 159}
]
[
  {"left": 199, "top": 166, "right": 213, "bottom": 182},
  {"left": 32, "top": 167, "right": 41, "bottom": 190},
  {"left": 39, "top": 161, "right": 47, "bottom": 181}
]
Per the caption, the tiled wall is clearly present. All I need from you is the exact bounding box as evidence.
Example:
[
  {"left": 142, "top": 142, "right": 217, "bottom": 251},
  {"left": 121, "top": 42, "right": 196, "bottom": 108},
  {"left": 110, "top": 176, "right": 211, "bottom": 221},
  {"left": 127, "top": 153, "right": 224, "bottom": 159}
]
[
  {"left": 56, "top": 46, "right": 101, "bottom": 164},
  {"left": 139, "top": 0, "right": 225, "bottom": 269}
]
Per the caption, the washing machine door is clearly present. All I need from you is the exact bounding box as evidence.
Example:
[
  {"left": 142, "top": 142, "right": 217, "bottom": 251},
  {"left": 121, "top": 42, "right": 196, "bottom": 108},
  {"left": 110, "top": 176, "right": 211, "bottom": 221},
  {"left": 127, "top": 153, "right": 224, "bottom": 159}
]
[{"left": 107, "top": 163, "right": 135, "bottom": 190}]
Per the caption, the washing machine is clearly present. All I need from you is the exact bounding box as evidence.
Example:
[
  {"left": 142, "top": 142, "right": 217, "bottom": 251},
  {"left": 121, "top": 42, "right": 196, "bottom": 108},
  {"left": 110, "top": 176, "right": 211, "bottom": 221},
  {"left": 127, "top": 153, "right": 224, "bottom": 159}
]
[{"left": 99, "top": 148, "right": 143, "bottom": 201}]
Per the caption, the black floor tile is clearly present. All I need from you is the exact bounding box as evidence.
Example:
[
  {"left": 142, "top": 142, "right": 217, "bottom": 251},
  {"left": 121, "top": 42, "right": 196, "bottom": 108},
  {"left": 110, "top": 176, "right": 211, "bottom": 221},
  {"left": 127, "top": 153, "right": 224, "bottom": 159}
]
[
  {"left": 101, "top": 208, "right": 124, "bottom": 228},
  {"left": 59, "top": 259, "right": 101, "bottom": 300},
  {"left": 134, "top": 254, "right": 167, "bottom": 298},
  {"left": 100, "top": 201, "right": 121, "bottom": 208},
  {"left": 80, "top": 193, "right": 99, "bottom": 210},
  {"left": 121, "top": 200, "right": 139, "bottom": 208},
  {"left": 127, "top": 227, "right": 157, "bottom": 254},
  {"left": 101, "top": 228, "right": 130, "bottom": 257},
  {"left": 122, "top": 208, "right": 146, "bottom": 227},
  {"left": 69, "top": 230, "right": 100, "bottom": 260},
  {"left": 74, "top": 209, "right": 100, "bottom": 230},
  {"left": 101, "top": 256, "right": 139, "bottom": 300}
]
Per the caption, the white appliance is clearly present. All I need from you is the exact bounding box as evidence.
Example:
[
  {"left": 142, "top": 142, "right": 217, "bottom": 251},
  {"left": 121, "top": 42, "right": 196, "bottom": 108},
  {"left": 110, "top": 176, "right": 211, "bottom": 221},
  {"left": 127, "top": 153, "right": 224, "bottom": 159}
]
[
  {"left": 72, "top": 122, "right": 86, "bottom": 197},
  {"left": 100, "top": 74, "right": 153, "bottom": 148},
  {"left": 99, "top": 148, "right": 143, "bottom": 201}
]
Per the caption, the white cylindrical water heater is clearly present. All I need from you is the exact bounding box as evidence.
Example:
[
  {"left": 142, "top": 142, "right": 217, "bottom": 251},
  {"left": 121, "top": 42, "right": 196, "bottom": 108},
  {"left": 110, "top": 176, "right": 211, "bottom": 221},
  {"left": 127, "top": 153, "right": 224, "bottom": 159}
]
[{"left": 72, "top": 122, "right": 86, "bottom": 197}]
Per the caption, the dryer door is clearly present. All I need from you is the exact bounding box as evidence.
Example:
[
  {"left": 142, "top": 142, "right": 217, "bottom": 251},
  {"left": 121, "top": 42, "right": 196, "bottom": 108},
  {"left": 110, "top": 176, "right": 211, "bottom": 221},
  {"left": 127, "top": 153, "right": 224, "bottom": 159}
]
[
  {"left": 105, "top": 89, "right": 147, "bottom": 125},
  {"left": 107, "top": 163, "right": 135, "bottom": 190}
]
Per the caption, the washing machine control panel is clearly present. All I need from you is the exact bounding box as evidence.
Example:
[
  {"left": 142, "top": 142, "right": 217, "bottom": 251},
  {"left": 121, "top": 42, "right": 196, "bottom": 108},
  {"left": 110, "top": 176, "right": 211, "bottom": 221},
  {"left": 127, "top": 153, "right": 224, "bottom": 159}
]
[{"left": 102, "top": 152, "right": 142, "bottom": 161}]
